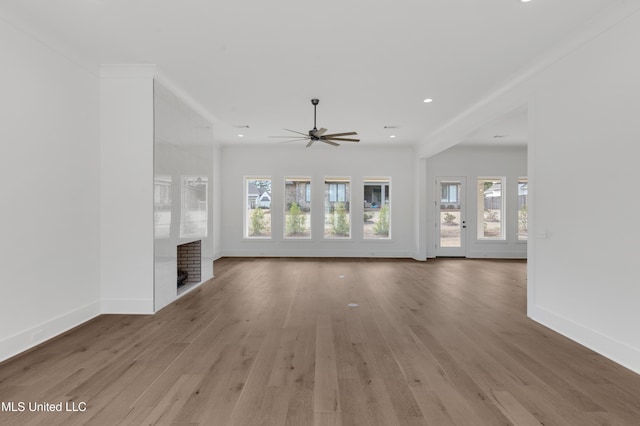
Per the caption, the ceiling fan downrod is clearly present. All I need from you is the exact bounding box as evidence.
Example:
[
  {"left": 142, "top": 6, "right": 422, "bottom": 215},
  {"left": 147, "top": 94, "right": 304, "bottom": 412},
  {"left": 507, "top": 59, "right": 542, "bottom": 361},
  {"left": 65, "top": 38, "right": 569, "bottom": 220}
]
[{"left": 311, "top": 98, "right": 319, "bottom": 134}]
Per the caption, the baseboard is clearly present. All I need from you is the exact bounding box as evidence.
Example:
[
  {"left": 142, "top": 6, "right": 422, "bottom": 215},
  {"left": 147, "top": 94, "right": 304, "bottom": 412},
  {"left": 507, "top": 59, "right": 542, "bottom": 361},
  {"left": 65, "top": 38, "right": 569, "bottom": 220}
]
[
  {"left": 221, "top": 249, "right": 415, "bottom": 258},
  {"left": 101, "top": 298, "right": 154, "bottom": 314},
  {"left": 0, "top": 301, "right": 101, "bottom": 363},
  {"left": 529, "top": 304, "right": 640, "bottom": 375},
  {"left": 466, "top": 251, "right": 527, "bottom": 259}
]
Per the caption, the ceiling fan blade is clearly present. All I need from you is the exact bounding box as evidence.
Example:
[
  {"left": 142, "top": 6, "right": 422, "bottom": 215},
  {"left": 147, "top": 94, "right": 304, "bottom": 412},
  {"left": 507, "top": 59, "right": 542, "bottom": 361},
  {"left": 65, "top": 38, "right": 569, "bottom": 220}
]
[
  {"left": 322, "top": 140, "right": 340, "bottom": 146},
  {"left": 278, "top": 138, "right": 309, "bottom": 144},
  {"left": 314, "top": 128, "right": 327, "bottom": 137},
  {"left": 283, "top": 128, "right": 309, "bottom": 136},
  {"left": 321, "top": 132, "right": 358, "bottom": 138},
  {"left": 306, "top": 140, "right": 314, "bottom": 148},
  {"left": 269, "top": 136, "right": 311, "bottom": 139},
  {"left": 324, "top": 137, "right": 360, "bottom": 142}
]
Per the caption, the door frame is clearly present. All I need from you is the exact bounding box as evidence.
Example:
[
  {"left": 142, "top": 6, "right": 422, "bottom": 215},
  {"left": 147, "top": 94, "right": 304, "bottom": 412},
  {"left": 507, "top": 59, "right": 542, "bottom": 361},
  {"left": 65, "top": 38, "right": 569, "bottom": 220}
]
[{"left": 435, "top": 177, "right": 467, "bottom": 257}]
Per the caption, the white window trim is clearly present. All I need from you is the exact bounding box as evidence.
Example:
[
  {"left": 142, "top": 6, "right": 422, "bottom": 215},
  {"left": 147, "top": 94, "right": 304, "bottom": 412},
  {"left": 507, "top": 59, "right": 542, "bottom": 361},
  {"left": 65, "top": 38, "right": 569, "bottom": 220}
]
[
  {"left": 244, "top": 176, "right": 272, "bottom": 239},
  {"left": 323, "top": 177, "right": 352, "bottom": 240},
  {"left": 477, "top": 177, "right": 506, "bottom": 241},
  {"left": 284, "top": 177, "right": 312, "bottom": 240},
  {"left": 363, "top": 177, "right": 392, "bottom": 240}
]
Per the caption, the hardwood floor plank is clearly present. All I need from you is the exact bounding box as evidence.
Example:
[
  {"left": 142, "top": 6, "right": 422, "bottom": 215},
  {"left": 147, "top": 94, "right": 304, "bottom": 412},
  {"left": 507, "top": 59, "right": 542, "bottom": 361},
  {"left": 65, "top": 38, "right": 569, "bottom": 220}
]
[
  {"left": 314, "top": 313, "right": 341, "bottom": 424},
  {"left": 410, "top": 390, "right": 457, "bottom": 426},
  {"left": 492, "top": 390, "right": 544, "bottom": 426},
  {"left": 409, "top": 324, "right": 512, "bottom": 425},
  {"left": 138, "top": 374, "right": 204, "bottom": 425},
  {"left": 2, "top": 258, "right": 640, "bottom": 425}
]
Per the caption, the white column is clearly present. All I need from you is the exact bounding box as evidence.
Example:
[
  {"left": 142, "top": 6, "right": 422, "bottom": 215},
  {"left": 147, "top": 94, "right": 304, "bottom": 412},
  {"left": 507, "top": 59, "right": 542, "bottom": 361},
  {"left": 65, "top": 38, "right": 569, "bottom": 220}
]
[{"left": 100, "top": 65, "right": 156, "bottom": 314}]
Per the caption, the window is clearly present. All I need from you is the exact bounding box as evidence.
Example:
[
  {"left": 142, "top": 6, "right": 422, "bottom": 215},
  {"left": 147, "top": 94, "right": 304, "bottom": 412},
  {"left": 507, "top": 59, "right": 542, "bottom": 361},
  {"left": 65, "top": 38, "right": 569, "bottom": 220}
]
[
  {"left": 245, "top": 178, "right": 272, "bottom": 238},
  {"left": 441, "top": 183, "right": 460, "bottom": 207},
  {"left": 180, "top": 176, "right": 208, "bottom": 238},
  {"left": 478, "top": 177, "right": 505, "bottom": 240},
  {"left": 518, "top": 177, "right": 528, "bottom": 241},
  {"left": 363, "top": 178, "right": 391, "bottom": 239},
  {"left": 284, "top": 177, "right": 311, "bottom": 238},
  {"left": 327, "top": 183, "right": 347, "bottom": 202},
  {"left": 324, "top": 178, "right": 350, "bottom": 238}
]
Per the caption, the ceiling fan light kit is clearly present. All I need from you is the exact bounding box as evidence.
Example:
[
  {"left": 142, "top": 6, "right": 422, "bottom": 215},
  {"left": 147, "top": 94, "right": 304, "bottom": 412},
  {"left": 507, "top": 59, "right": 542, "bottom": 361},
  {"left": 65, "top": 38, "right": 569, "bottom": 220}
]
[{"left": 269, "top": 99, "right": 360, "bottom": 147}]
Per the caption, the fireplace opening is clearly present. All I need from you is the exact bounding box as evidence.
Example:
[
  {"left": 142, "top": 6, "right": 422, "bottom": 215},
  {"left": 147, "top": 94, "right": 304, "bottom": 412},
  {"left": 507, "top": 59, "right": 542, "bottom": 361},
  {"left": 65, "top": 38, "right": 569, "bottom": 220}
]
[{"left": 177, "top": 240, "right": 201, "bottom": 292}]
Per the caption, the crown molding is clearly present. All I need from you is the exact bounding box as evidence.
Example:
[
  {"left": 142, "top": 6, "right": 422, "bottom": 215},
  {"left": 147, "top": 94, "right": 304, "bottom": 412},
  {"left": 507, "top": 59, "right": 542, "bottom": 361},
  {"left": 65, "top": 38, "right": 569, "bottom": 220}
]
[{"left": 100, "top": 64, "right": 157, "bottom": 79}]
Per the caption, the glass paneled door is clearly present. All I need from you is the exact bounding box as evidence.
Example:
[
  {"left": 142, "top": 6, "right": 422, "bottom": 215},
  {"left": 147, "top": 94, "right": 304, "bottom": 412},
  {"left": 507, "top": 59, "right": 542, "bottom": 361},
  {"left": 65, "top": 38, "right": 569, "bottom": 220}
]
[{"left": 436, "top": 177, "right": 466, "bottom": 257}]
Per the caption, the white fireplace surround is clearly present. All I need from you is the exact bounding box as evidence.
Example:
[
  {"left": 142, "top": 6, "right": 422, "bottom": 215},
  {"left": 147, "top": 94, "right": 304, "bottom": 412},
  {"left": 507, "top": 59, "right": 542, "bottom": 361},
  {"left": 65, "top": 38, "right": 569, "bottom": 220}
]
[{"left": 100, "top": 65, "right": 215, "bottom": 314}]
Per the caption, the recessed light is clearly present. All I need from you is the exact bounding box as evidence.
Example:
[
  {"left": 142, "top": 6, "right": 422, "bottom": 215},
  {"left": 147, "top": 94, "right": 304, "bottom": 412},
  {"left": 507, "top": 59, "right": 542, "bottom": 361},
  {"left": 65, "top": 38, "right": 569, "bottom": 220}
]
[
  {"left": 521, "top": 0, "right": 533, "bottom": 2},
  {"left": 390, "top": 135, "right": 396, "bottom": 138},
  {"left": 423, "top": 98, "right": 433, "bottom": 103},
  {"left": 238, "top": 134, "right": 244, "bottom": 137}
]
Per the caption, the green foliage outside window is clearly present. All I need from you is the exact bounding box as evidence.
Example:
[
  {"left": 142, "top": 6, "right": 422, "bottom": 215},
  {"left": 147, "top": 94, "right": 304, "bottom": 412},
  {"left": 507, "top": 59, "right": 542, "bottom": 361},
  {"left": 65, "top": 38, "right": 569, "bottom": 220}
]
[
  {"left": 286, "top": 202, "right": 306, "bottom": 236},
  {"left": 250, "top": 208, "right": 266, "bottom": 236},
  {"left": 332, "top": 202, "right": 350, "bottom": 236},
  {"left": 443, "top": 212, "right": 456, "bottom": 224},
  {"left": 518, "top": 206, "right": 528, "bottom": 231},
  {"left": 374, "top": 204, "right": 390, "bottom": 236}
]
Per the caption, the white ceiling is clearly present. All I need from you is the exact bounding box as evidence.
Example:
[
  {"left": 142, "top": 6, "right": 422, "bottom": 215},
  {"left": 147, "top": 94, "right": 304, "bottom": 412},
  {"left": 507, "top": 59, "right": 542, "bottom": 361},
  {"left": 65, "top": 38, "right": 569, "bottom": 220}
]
[
  {"left": 0, "top": 0, "right": 626, "bottom": 149},
  {"left": 459, "top": 104, "right": 528, "bottom": 147}
]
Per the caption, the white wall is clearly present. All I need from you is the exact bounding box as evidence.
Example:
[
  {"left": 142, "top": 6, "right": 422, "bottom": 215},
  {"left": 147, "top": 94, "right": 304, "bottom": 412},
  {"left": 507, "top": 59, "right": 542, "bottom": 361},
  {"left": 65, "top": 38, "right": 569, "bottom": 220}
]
[
  {"left": 417, "top": 6, "right": 640, "bottom": 373},
  {"left": 221, "top": 146, "right": 416, "bottom": 258},
  {"left": 0, "top": 18, "right": 101, "bottom": 360},
  {"left": 100, "top": 66, "right": 155, "bottom": 314},
  {"left": 528, "top": 9, "right": 640, "bottom": 372},
  {"left": 426, "top": 145, "right": 527, "bottom": 259}
]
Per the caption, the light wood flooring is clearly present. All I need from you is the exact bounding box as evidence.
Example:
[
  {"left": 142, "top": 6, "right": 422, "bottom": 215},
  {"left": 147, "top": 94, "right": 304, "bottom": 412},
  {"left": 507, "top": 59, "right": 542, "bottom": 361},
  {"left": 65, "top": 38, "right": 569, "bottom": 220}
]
[{"left": 1, "top": 258, "right": 640, "bottom": 425}]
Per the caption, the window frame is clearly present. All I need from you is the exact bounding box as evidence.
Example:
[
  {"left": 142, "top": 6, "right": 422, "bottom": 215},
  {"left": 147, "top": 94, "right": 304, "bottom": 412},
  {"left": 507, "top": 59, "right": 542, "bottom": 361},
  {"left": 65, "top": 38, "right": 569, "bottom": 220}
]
[
  {"left": 517, "top": 177, "right": 528, "bottom": 242},
  {"left": 363, "top": 177, "right": 391, "bottom": 240},
  {"left": 284, "top": 177, "right": 312, "bottom": 239},
  {"left": 324, "top": 177, "right": 351, "bottom": 239},
  {"left": 477, "top": 177, "right": 506, "bottom": 241},
  {"left": 244, "top": 176, "right": 272, "bottom": 239}
]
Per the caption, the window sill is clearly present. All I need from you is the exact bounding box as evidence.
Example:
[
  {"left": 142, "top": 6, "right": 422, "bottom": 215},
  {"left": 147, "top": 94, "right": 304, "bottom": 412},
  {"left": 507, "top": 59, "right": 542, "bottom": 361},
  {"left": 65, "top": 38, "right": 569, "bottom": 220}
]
[{"left": 476, "top": 239, "right": 508, "bottom": 244}]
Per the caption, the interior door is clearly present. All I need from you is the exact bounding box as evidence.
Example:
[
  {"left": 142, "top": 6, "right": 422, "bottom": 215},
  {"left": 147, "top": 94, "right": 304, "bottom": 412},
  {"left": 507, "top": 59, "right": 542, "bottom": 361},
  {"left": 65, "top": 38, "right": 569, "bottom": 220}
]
[{"left": 436, "top": 177, "right": 466, "bottom": 257}]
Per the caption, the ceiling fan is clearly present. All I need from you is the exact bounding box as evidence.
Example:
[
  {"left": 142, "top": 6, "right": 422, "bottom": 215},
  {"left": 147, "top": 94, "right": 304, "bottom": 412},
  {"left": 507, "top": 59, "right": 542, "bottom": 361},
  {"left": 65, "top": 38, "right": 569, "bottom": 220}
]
[{"left": 270, "top": 99, "right": 359, "bottom": 147}]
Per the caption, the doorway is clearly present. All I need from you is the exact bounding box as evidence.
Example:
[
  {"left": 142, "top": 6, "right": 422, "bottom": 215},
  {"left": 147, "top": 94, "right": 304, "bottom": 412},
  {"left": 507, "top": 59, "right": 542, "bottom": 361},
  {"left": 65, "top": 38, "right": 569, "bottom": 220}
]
[{"left": 436, "top": 177, "right": 466, "bottom": 257}]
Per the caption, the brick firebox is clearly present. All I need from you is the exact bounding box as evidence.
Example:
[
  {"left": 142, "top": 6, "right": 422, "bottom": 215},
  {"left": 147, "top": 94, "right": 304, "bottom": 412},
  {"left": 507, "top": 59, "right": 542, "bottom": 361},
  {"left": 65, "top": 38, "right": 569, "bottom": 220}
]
[{"left": 177, "top": 240, "right": 201, "bottom": 289}]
